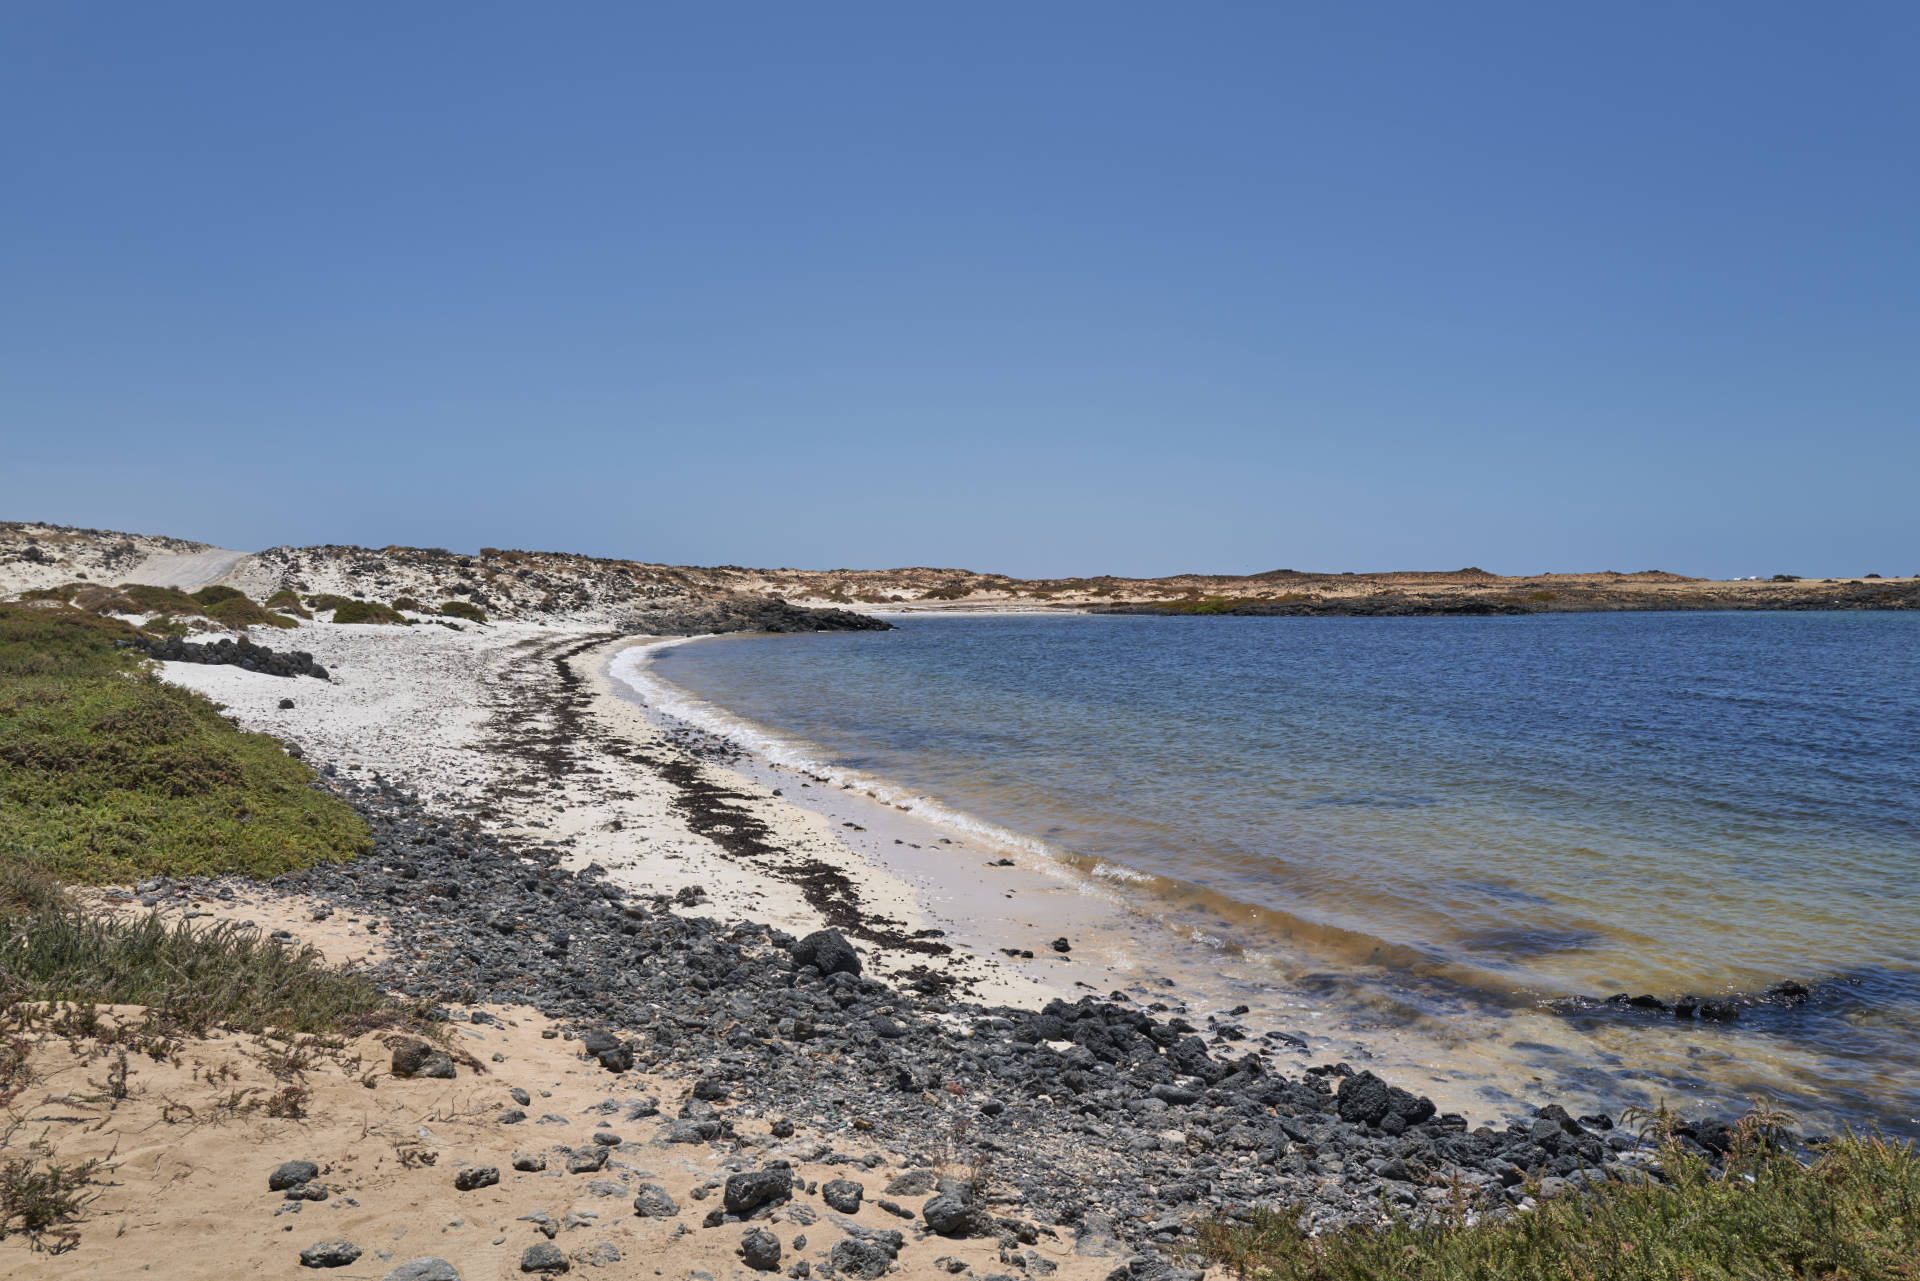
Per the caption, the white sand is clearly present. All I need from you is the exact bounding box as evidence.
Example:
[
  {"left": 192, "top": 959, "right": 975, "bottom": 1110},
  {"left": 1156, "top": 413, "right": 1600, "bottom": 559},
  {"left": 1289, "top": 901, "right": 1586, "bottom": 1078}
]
[{"left": 153, "top": 617, "right": 1064, "bottom": 1008}]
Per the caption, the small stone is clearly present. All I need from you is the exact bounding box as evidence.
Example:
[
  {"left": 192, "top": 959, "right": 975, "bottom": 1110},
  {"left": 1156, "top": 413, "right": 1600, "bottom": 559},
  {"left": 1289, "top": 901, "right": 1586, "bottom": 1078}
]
[
  {"left": 511, "top": 1088, "right": 532, "bottom": 1106},
  {"left": 300, "top": 1240, "right": 363, "bottom": 1269},
  {"left": 820, "top": 1180, "right": 864, "bottom": 1214},
  {"left": 392, "top": 1038, "right": 457, "bottom": 1080},
  {"left": 453, "top": 1166, "right": 499, "bottom": 1191},
  {"left": 883, "top": 1169, "right": 936, "bottom": 1197},
  {"left": 724, "top": 1167, "right": 793, "bottom": 1215},
  {"left": 520, "top": 1242, "right": 569, "bottom": 1274},
  {"left": 383, "top": 1260, "right": 462, "bottom": 1281},
  {"left": 632, "top": 1184, "right": 679, "bottom": 1218},
  {"left": 270, "top": 1161, "right": 321, "bottom": 1191},
  {"left": 923, "top": 1193, "right": 980, "bottom": 1236},
  {"left": 565, "top": 1147, "right": 608, "bottom": 1174},
  {"left": 512, "top": 1153, "right": 548, "bottom": 1172},
  {"left": 830, "top": 1239, "right": 892, "bottom": 1280},
  {"left": 570, "top": 1242, "right": 622, "bottom": 1268},
  {"left": 1049, "top": 937, "right": 1071, "bottom": 953},
  {"left": 741, "top": 1227, "right": 783, "bottom": 1271}
]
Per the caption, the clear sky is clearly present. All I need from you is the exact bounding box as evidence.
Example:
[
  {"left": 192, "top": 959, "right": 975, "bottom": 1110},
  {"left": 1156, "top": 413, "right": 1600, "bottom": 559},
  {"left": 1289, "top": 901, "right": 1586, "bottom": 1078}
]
[{"left": 3, "top": 3, "right": 1915, "bottom": 578}]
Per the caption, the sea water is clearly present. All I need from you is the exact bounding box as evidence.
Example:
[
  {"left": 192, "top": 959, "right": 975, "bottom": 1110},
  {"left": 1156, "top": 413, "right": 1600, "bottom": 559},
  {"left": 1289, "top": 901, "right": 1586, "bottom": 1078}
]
[{"left": 642, "top": 612, "right": 1920, "bottom": 1131}]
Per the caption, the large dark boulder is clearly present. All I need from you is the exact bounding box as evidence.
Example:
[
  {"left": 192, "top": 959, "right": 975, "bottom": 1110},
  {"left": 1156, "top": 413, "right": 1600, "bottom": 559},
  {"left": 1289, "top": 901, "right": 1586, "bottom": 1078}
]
[
  {"left": 723, "top": 1167, "right": 793, "bottom": 1216},
  {"left": 791, "top": 929, "right": 862, "bottom": 977},
  {"left": 1335, "top": 1071, "right": 1435, "bottom": 1128}
]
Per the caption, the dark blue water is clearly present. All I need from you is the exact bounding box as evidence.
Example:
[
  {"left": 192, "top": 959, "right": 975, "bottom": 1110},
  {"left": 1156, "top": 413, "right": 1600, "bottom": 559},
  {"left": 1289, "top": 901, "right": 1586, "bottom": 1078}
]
[{"left": 647, "top": 611, "right": 1920, "bottom": 1127}]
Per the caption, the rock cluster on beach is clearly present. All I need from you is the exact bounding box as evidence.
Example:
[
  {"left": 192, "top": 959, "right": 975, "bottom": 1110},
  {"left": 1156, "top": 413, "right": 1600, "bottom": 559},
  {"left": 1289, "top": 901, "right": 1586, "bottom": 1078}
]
[
  {"left": 130, "top": 633, "right": 330, "bottom": 679},
  {"left": 134, "top": 770, "right": 1706, "bottom": 1268}
]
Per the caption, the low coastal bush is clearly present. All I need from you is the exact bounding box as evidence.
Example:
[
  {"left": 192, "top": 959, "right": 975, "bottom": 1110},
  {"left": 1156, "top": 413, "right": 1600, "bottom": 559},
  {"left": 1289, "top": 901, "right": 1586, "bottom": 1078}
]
[
  {"left": 264, "top": 590, "right": 312, "bottom": 618},
  {"left": 0, "top": 604, "right": 369, "bottom": 881},
  {"left": 327, "top": 599, "right": 408, "bottom": 625},
  {"left": 306, "top": 593, "right": 407, "bottom": 624},
  {"left": 390, "top": 596, "right": 423, "bottom": 613},
  {"left": 1195, "top": 1114, "right": 1919, "bottom": 1281},
  {"left": 187, "top": 586, "right": 246, "bottom": 608},
  {"left": 437, "top": 599, "right": 487, "bottom": 623},
  {"left": 202, "top": 595, "right": 297, "bottom": 630},
  {"left": 117, "top": 584, "right": 201, "bottom": 616},
  {"left": 15, "top": 584, "right": 83, "bottom": 604}
]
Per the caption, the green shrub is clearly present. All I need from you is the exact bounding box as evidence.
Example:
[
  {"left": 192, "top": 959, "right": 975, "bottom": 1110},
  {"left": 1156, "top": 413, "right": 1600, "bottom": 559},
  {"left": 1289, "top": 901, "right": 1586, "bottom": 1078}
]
[
  {"left": 438, "top": 600, "right": 487, "bottom": 623},
  {"left": 15, "top": 584, "right": 84, "bottom": 604},
  {"left": 0, "top": 604, "right": 369, "bottom": 882},
  {"left": 202, "top": 595, "right": 298, "bottom": 630},
  {"left": 1194, "top": 1111, "right": 1920, "bottom": 1281},
  {"left": 188, "top": 585, "right": 247, "bottom": 608},
  {"left": 117, "top": 584, "right": 202, "bottom": 616},
  {"left": 391, "top": 596, "right": 424, "bottom": 614},
  {"left": 326, "top": 599, "right": 408, "bottom": 625},
  {"left": 264, "top": 590, "right": 311, "bottom": 619},
  {"left": 305, "top": 593, "right": 356, "bottom": 613}
]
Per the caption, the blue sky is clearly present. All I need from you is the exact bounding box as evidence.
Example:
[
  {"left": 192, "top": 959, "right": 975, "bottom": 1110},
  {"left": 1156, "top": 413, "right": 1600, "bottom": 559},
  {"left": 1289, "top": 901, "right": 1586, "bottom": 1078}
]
[{"left": 3, "top": 3, "right": 1915, "bottom": 578}]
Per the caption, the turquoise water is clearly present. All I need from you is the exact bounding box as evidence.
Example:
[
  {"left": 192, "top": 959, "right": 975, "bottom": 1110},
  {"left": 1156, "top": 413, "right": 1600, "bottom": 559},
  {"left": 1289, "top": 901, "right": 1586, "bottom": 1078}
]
[{"left": 647, "top": 612, "right": 1920, "bottom": 1128}]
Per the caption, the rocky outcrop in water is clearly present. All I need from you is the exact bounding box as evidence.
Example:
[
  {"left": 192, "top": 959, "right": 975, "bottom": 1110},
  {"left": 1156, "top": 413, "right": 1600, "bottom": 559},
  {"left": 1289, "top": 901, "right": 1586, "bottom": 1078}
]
[{"left": 623, "top": 598, "right": 895, "bottom": 636}]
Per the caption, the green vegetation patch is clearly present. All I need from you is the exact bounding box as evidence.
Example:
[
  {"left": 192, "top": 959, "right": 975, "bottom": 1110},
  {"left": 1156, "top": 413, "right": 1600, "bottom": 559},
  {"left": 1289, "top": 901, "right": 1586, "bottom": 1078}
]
[
  {"left": 326, "top": 599, "right": 409, "bottom": 625},
  {"left": 307, "top": 593, "right": 408, "bottom": 624},
  {"left": 0, "top": 604, "right": 369, "bottom": 882},
  {"left": 264, "top": 590, "right": 312, "bottom": 619},
  {"left": 438, "top": 599, "right": 487, "bottom": 623},
  {"left": 0, "top": 880, "right": 408, "bottom": 1037},
  {"left": 202, "top": 595, "right": 297, "bottom": 630},
  {"left": 1195, "top": 1113, "right": 1919, "bottom": 1281},
  {"left": 117, "top": 584, "right": 202, "bottom": 616}
]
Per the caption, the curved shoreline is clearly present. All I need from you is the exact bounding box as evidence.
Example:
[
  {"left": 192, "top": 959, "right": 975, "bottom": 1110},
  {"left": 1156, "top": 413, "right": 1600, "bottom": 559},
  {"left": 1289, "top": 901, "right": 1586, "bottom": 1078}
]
[{"left": 600, "top": 626, "right": 1920, "bottom": 1140}]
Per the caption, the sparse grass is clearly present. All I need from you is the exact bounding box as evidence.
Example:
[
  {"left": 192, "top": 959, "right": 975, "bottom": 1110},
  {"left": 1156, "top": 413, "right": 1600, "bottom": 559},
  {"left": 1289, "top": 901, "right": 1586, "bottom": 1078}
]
[
  {"left": 437, "top": 600, "right": 486, "bottom": 623},
  {"left": 1194, "top": 1112, "right": 1920, "bottom": 1281},
  {"left": 0, "top": 604, "right": 369, "bottom": 881},
  {"left": 0, "top": 902, "right": 412, "bottom": 1038},
  {"left": 0, "top": 1150, "right": 101, "bottom": 1251}
]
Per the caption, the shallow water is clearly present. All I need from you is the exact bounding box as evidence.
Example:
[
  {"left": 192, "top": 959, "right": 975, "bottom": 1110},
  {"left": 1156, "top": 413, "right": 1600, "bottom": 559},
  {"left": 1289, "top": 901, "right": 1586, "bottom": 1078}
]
[{"left": 646, "top": 612, "right": 1920, "bottom": 1131}]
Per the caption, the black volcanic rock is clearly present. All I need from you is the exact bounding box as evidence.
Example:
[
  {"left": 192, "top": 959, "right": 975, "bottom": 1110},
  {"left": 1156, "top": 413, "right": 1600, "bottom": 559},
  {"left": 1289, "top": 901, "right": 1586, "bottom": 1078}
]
[{"left": 623, "top": 598, "right": 894, "bottom": 636}]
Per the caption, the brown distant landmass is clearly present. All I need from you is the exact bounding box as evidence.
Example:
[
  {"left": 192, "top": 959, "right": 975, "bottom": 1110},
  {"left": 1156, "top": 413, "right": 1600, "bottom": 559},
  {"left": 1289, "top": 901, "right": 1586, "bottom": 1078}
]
[{"left": 2, "top": 520, "right": 1914, "bottom": 620}]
